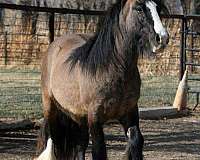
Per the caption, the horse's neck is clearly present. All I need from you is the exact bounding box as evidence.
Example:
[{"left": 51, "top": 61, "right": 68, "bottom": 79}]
[{"left": 115, "top": 31, "right": 139, "bottom": 67}]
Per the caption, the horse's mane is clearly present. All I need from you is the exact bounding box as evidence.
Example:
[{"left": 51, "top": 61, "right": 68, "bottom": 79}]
[
  {"left": 66, "top": 0, "right": 169, "bottom": 76},
  {"left": 66, "top": 0, "right": 131, "bottom": 76}
]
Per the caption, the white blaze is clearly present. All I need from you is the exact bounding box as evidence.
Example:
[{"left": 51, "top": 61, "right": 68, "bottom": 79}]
[{"left": 145, "top": 1, "right": 167, "bottom": 37}]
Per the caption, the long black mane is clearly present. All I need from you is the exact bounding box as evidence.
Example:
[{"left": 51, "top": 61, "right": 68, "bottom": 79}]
[{"left": 66, "top": 0, "right": 143, "bottom": 76}]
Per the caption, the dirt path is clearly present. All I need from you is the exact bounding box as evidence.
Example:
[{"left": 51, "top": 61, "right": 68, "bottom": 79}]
[{"left": 0, "top": 112, "right": 200, "bottom": 160}]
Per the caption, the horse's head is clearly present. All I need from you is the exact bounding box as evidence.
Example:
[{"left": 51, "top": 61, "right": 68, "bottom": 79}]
[{"left": 120, "top": 0, "right": 169, "bottom": 54}]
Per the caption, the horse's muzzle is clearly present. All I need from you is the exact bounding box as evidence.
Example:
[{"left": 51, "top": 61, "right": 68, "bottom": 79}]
[
  {"left": 160, "top": 32, "right": 169, "bottom": 47},
  {"left": 155, "top": 31, "right": 169, "bottom": 52}
]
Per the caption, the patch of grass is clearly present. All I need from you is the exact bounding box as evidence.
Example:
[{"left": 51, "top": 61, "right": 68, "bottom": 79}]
[
  {"left": 140, "top": 75, "right": 200, "bottom": 108},
  {"left": 0, "top": 68, "right": 198, "bottom": 119},
  {"left": 139, "top": 75, "right": 178, "bottom": 107},
  {"left": 0, "top": 68, "right": 42, "bottom": 119}
]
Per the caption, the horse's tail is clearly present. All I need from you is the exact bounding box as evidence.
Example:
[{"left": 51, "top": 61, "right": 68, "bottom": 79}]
[
  {"left": 50, "top": 108, "right": 81, "bottom": 159},
  {"left": 37, "top": 108, "right": 83, "bottom": 160}
]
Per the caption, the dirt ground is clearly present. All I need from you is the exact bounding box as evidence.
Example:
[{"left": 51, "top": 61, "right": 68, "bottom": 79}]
[{"left": 0, "top": 111, "right": 200, "bottom": 160}]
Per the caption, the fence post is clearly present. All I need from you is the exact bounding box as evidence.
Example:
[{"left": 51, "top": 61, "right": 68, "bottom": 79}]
[
  {"left": 4, "top": 31, "right": 7, "bottom": 65},
  {"left": 179, "top": 16, "right": 185, "bottom": 81},
  {"left": 49, "top": 12, "right": 55, "bottom": 43},
  {"left": 190, "top": 25, "right": 194, "bottom": 72}
]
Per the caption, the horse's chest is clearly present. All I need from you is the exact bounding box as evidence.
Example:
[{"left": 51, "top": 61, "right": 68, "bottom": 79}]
[{"left": 95, "top": 76, "right": 141, "bottom": 120}]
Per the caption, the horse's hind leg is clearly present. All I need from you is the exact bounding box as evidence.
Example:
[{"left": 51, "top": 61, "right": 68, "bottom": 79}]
[
  {"left": 36, "top": 91, "right": 57, "bottom": 159},
  {"left": 120, "top": 105, "right": 144, "bottom": 160},
  {"left": 36, "top": 88, "right": 53, "bottom": 155},
  {"left": 38, "top": 89, "right": 89, "bottom": 160},
  {"left": 36, "top": 118, "right": 49, "bottom": 155}
]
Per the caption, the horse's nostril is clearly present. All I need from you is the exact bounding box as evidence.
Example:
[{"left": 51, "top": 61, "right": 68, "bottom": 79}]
[
  {"left": 166, "top": 35, "right": 169, "bottom": 44},
  {"left": 162, "top": 34, "right": 170, "bottom": 45},
  {"left": 156, "top": 34, "right": 160, "bottom": 43}
]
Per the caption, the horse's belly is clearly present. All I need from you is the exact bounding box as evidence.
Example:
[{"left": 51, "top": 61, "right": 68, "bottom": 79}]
[{"left": 51, "top": 74, "right": 88, "bottom": 117}]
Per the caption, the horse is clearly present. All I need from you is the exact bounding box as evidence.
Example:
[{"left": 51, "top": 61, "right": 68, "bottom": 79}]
[{"left": 37, "top": 0, "right": 169, "bottom": 159}]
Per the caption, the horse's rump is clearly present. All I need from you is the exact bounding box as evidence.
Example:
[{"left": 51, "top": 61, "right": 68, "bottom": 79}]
[{"left": 41, "top": 33, "right": 98, "bottom": 122}]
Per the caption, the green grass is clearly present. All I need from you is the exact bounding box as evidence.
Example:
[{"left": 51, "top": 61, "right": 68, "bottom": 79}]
[
  {"left": 0, "top": 68, "right": 199, "bottom": 119},
  {"left": 139, "top": 76, "right": 178, "bottom": 107},
  {"left": 0, "top": 68, "right": 42, "bottom": 119},
  {"left": 140, "top": 74, "right": 200, "bottom": 108}
]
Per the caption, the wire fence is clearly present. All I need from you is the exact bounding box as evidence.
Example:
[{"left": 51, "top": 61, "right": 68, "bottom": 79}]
[{"left": 0, "top": 5, "right": 199, "bottom": 119}]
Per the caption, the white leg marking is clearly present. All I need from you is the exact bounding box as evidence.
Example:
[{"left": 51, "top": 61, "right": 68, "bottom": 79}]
[
  {"left": 37, "top": 138, "right": 56, "bottom": 160},
  {"left": 145, "top": 1, "right": 167, "bottom": 37}
]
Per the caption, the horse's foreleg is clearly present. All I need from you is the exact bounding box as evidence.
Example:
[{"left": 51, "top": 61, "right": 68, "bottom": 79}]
[
  {"left": 120, "top": 106, "right": 144, "bottom": 160},
  {"left": 77, "top": 125, "right": 89, "bottom": 160},
  {"left": 90, "top": 122, "right": 107, "bottom": 160},
  {"left": 88, "top": 110, "right": 107, "bottom": 160}
]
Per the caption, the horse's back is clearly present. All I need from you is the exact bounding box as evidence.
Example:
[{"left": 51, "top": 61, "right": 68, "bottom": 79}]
[{"left": 46, "top": 33, "right": 91, "bottom": 66}]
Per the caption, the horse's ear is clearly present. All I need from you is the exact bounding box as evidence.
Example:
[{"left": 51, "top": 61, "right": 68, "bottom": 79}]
[
  {"left": 121, "top": 0, "right": 137, "bottom": 7},
  {"left": 121, "top": 0, "right": 128, "bottom": 7},
  {"left": 136, "top": 0, "right": 145, "bottom": 3}
]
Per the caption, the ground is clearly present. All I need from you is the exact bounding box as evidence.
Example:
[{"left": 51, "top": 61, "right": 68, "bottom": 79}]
[{"left": 0, "top": 111, "right": 200, "bottom": 160}]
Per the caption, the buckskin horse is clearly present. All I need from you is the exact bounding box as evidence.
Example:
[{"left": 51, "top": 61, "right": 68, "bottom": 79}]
[{"left": 37, "top": 0, "right": 169, "bottom": 159}]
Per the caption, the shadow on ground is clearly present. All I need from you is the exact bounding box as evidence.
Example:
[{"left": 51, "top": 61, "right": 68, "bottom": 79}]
[{"left": 0, "top": 115, "right": 200, "bottom": 159}]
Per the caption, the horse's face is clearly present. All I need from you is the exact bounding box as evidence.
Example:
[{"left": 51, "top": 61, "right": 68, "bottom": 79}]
[{"left": 121, "top": 0, "right": 169, "bottom": 53}]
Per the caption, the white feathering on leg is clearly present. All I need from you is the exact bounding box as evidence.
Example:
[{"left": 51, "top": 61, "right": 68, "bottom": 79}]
[{"left": 36, "top": 138, "right": 56, "bottom": 160}]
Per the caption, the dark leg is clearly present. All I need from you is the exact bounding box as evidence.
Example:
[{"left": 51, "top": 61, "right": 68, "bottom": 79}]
[
  {"left": 36, "top": 89, "right": 53, "bottom": 156},
  {"left": 120, "top": 106, "right": 144, "bottom": 160},
  {"left": 88, "top": 108, "right": 107, "bottom": 160},
  {"left": 89, "top": 122, "right": 107, "bottom": 160},
  {"left": 77, "top": 125, "right": 89, "bottom": 160},
  {"left": 48, "top": 106, "right": 83, "bottom": 160},
  {"left": 36, "top": 119, "right": 49, "bottom": 155},
  {"left": 42, "top": 96, "right": 89, "bottom": 160}
]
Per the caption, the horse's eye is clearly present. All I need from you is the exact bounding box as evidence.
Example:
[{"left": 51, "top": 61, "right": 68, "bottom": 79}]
[
  {"left": 156, "top": 6, "right": 161, "bottom": 15},
  {"left": 135, "top": 6, "right": 143, "bottom": 13}
]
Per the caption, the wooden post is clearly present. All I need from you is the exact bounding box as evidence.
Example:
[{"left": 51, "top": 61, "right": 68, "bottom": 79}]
[
  {"left": 4, "top": 31, "right": 7, "bottom": 65},
  {"left": 190, "top": 26, "right": 194, "bottom": 72},
  {"left": 49, "top": 12, "right": 55, "bottom": 43}
]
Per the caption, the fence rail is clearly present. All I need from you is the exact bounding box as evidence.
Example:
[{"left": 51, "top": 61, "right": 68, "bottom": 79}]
[{"left": 0, "top": 3, "right": 106, "bottom": 15}]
